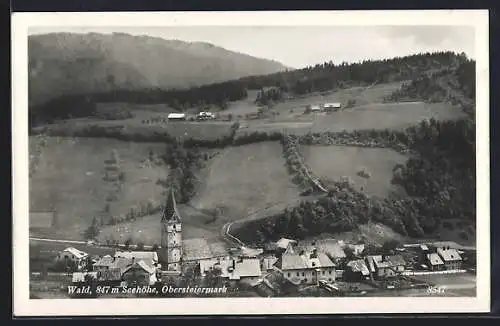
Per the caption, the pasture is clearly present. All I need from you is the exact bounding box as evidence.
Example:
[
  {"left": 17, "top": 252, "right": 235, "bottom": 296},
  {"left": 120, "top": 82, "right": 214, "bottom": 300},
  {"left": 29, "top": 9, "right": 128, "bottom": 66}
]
[
  {"left": 190, "top": 141, "right": 303, "bottom": 224},
  {"left": 300, "top": 145, "right": 409, "bottom": 197},
  {"left": 309, "top": 102, "right": 466, "bottom": 133},
  {"left": 29, "top": 136, "right": 168, "bottom": 240}
]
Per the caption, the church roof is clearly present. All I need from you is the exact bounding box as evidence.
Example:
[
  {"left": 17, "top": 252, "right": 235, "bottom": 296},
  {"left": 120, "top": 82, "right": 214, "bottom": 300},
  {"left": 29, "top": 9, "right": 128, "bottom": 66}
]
[{"left": 161, "top": 189, "right": 181, "bottom": 223}]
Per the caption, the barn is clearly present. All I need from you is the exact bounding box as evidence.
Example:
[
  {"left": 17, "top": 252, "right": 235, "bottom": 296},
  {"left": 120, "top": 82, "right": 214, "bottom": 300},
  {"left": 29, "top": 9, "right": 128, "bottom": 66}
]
[
  {"left": 323, "top": 103, "right": 342, "bottom": 112},
  {"left": 167, "top": 113, "right": 186, "bottom": 121}
]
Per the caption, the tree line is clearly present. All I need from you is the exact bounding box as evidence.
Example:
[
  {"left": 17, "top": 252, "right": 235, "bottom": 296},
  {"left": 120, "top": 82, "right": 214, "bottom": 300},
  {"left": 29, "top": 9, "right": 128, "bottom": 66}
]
[
  {"left": 29, "top": 51, "right": 470, "bottom": 127},
  {"left": 233, "top": 115, "right": 475, "bottom": 244}
]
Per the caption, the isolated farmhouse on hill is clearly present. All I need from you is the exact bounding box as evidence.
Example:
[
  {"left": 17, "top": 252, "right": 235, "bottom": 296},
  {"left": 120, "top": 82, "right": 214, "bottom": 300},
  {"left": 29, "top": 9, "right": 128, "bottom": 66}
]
[{"left": 167, "top": 113, "right": 186, "bottom": 121}]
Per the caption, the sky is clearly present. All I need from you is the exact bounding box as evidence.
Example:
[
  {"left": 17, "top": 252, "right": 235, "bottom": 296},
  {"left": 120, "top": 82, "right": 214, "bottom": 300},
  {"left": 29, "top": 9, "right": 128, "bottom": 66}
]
[{"left": 30, "top": 26, "right": 474, "bottom": 69}]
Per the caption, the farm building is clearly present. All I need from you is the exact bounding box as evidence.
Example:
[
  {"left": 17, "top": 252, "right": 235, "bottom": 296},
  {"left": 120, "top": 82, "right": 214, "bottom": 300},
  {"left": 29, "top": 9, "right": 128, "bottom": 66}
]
[
  {"left": 200, "top": 256, "right": 262, "bottom": 281},
  {"left": 167, "top": 113, "right": 186, "bottom": 121},
  {"left": 345, "top": 259, "right": 370, "bottom": 281},
  {"left": 299, "top": 240, "right": 346, "bottom": 264},
  {"left": 276, "top": 238, "right": 297, "bottom": 250},
  {"left": 114, "top": 251, "right": 159, "bottom": 270},
  {"left": 323, "top": 102, "right": 342, "bottom": 111},
  {"left": 72, "top": 271, "right": 98, "bottom": 284},
  {"left": 425, "top": 253, "right": 445, "bottom": 271},
  {"left": 56, "top": 247, "right": 89, "bottom": 271},
  {"left": 309, "top": 105, "right": 322, "bottom": 112},
  {"left": 197, "top": 111, "right": 216, "bottom": 120},
  {"left": 121, "top": 260, "right": 158, "bottom": 286},
  {"left": 436, "top": 247, "right": 463, "bottom": 270},
  {"left": 274, "top": 245, "right": 336, "bottom": 285},
  {"left": 365, "top": 255, "right": 406, "bottom": 279}
]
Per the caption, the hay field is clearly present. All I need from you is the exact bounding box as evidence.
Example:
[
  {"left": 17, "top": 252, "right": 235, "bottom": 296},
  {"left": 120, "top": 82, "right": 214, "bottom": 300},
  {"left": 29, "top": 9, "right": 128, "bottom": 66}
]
[
  {"left": 301, "top": 145, "right": 409, "bottom": 197},
  {"left": 190, "top": 141, "right": 303, "bottom": 223},
  {"left": 29, "top": 136, "right": 168, "bottom": 240},
  {"left": 310, "top": 102, "right": 466, "bottom": 133}
]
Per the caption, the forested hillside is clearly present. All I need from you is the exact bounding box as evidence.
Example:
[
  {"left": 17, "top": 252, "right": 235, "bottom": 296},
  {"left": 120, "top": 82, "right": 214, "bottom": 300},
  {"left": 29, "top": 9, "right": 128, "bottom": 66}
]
[{"left": 30, "top": 51, "right": 470, "bottom": 127}]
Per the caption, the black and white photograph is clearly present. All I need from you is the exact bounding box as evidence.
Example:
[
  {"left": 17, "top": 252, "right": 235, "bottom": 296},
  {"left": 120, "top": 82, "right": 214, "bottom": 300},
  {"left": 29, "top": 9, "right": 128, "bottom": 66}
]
[{"left": 12, "top": 10, "right": 490, "bottom": 315}]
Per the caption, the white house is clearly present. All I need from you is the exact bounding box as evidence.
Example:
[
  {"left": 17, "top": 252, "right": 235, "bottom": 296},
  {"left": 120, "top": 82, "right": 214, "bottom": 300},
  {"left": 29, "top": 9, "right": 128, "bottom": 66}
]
[
  {"left": 323, "top": 103, "right": 342, "bottom": 111},
  {"left": 56, "top": 247, "right": 89, "bottom": 270},
  {"left": 167, "top": 113, "right": 186, "bottom": 121},
  {"left": 114, "top": 251, "right": 159, "bottom": 270}
]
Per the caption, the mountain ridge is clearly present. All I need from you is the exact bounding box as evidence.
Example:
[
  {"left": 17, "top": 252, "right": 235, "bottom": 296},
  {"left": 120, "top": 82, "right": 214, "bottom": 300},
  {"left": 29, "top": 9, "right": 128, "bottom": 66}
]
[{"left": 28, "top": 32, "right": 289, "bottom": 106}]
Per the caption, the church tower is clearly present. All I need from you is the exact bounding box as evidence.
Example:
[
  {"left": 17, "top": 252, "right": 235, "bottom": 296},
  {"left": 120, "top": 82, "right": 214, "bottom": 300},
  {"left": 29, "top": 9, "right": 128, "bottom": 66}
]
[{"left": 160, "top": 189, "right": 182, "bottom": 273}]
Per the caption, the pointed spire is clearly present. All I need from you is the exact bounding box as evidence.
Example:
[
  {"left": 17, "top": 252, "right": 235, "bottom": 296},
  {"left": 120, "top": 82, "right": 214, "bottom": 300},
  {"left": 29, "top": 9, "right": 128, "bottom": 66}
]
[{"left": 161, "top": 188, "right": 181, "bottom": 223}]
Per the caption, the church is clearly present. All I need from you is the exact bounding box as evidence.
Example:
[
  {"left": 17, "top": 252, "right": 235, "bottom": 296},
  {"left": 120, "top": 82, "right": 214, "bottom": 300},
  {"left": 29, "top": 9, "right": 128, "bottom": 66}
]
[{"left": 158, "top": 189, "right": 183, "bottom": 275}]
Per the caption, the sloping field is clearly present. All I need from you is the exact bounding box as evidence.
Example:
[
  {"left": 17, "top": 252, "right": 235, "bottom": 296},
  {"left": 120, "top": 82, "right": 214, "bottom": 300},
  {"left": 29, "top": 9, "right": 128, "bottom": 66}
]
[
  {"left": 310, "top": 102, "right": 466, "bottom": 133},
  {"left": 301, "top": 145, "right": 409, "bottom": 197},
  {"left": 34, "top": 116, "right": 234, "bottom": 142},
  {"left": 191, "top": 141, "right": 303, "bottom": 223},
  {"left": 29, "top": 136, "right": 168, "bottom": 240}
]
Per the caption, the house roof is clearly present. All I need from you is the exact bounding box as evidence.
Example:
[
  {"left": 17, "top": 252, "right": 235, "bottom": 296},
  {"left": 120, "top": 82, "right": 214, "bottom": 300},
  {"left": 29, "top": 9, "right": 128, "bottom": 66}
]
[
  {"left": 427, "top": 253, "right": 444, "bottom": 266},
  {"left": 123, "top": 260, "right": 156, "bottom": 275},
  {"left": 347, "top": 259, "right": 370, "bottom": 276},
  {"left": 308, "top": 240, "right": 347, "bottom": 259},
  {"left": 367, "top": 255, "right": 405, "bottom": 269},
  {"left": 275, "top": 249, "right": 335, "bottom": 270},
  {"left": 276, "top": 238, "right": 297, "bottom": 250},
  {"left": 239, "top": 246, "right": 264, "bottom": 257},
  {"left": 114, "top": 251, "right": 158, "bottom": 267},
  {"left": 167, "top": 113, "right": 186, "bottom": 119},
  {"left": 324, "top": 103, "right": 341, "bottom": 107},
  {"left": 93, "top": 255, "right": 115, "bottom": 267},
  {"left": 220, "top": 258, "right": 262, "bottom": 280},
  {"left": 64, "top": 247, "right": 88, "bottom": 259},
  {"left": 437, "top": 248, "right": 462, "bottom": 262}
]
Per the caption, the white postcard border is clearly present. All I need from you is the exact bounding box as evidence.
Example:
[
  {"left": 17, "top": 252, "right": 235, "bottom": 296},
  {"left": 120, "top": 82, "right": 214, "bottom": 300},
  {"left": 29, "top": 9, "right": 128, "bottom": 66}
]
[{"left": 12, "top": 10, "right": 490, "bottom": 316}]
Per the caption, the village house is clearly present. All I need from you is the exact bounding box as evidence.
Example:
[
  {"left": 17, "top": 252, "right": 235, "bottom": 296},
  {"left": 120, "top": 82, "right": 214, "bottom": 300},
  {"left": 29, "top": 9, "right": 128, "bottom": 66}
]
[
  {"left": 219, "top": 257, "right": 262, "bottom": 282},
  {"left": 56, "top": 247, "right": 89, "bottom": 271},
  {"left": 199, "top": 256, "right": 262, "bottom": 282},
  {"left": 92, "top": 255, "right": 134, "bottom": 283},
  {"left": 276, "top": 238, "right": 297, "bottom": 250},
  {"left": 274, "top": 245, "right": 336, "bottom": 285},
  {"left": 436, "top": 247, "right": 463, "bottom": 270},
  {"left": 425, "top": 253, "right": 445, "bottom": 271},
  {"left": 365, "top": 255, "right": 406, "bottom": 279},
  {"left": 309, "top": 105, "right": 322, "bottom": 113},
  {"left": 345, "top": 259, "right": 371, "bottom": 281},
  {"left": 114, "top": 251, "right": 159, "bottom": 270},
  {"left": 261, "top": 256, "right": 279, "bottom": 272},
  {"left": 121, "top": 259, "right": 158, "bottom": 286},
  {"left": 300, "top": 240, "right": 347, "bottom": 264}
]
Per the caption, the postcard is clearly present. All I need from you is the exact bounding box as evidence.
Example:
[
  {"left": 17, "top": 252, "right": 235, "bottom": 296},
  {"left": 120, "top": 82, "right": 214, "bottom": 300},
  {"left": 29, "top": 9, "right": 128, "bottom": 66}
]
[{"left": 12, "top": 10, "right": 490, "bottom": 316}]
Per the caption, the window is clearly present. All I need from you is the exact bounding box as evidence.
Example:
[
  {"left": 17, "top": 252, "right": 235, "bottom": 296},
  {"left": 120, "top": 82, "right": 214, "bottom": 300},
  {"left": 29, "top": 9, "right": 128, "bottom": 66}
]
[
  {"left": 329, "top": 271, "right": 332, "bottom": 275},
  {"left": 302, "top": 272, "right": 305, "bottom": 276},
  {"left": 288, "top": 273, "right": 291, "bottom": 277},
  {"left": 296, "top": 272, "right": 299, "bottom": 277},
  {"left": 322, "top": 271, "right": 325, "bottom": 275},
  {"left": 304, "top": 278, "right": 308, "bottom": 283},
  {"left": 312, "top": 271, "right": 315, "bottom": 276},
  {"left": 328, "top": 278, "right": 331, "bottom": 281}
]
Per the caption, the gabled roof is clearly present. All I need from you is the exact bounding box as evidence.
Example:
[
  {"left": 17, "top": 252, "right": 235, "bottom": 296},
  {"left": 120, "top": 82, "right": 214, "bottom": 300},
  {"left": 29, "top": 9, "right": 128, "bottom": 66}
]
[
  {"left": 276, "top": 238, "right": 297, "bottom": 250},
  {"left": 220, "top": 258, "right": 262, "bottom": 280},
  {"left": 167, "top": 113, "right": 186, "bottom": 119},
  {"left": 114, "top": 251, "right": 158, "bottom": 268},
  {"left": 161, "top": 189, "right": 181, "bottom": 223},
  {"left": 347, "top": 259, "right": 370, "bottom": 276},
  {"left": 437, "top": 248, "right": 462, "bottom": 262},
  {"left": 366, "top": 255, "right": 405, "bottom": 269},
  {"left": 275, "top": 249, "right": 335, "bottom": 270},
  {"left": 301, "top": 240, "right": 346, "bottom": 259},
  {"left": 123, "top": 260, "right": 156, "bottom": 275},
  {"left": 426, "top": 253, "right": 444, "bottom": 266},
  {"left": 64, "top": 247, "right": 88, "bottom": 259}
]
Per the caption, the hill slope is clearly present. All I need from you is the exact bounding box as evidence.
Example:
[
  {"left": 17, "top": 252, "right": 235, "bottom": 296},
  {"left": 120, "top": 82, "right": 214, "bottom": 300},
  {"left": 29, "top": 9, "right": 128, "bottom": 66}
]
[{"left": 28, "top": 32, "right": 288, "bottom": 106}]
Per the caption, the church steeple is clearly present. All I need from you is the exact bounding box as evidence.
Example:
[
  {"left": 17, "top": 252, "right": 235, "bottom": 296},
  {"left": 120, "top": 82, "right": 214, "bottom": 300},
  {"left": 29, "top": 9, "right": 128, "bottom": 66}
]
[
  {"left": 161, "top": 189, "right": 181, "bottom": 223},
  {"left": 160, "top": 188, "right": 182, "bottom": 274}
]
